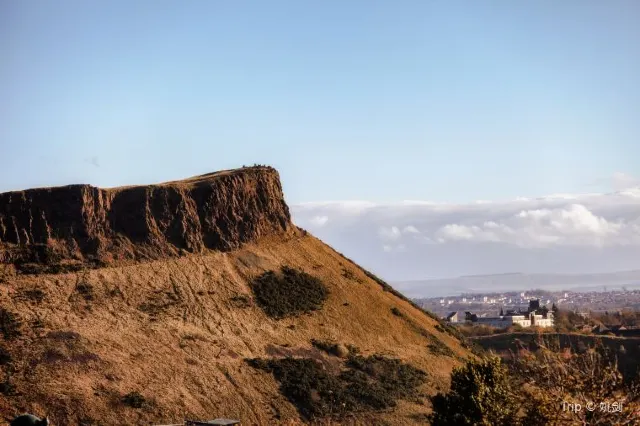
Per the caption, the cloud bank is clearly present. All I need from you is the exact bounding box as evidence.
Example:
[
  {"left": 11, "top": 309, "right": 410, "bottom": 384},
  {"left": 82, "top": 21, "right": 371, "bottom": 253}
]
[{"left": 291, "top": 180, "right": 640, "bottom": 283}]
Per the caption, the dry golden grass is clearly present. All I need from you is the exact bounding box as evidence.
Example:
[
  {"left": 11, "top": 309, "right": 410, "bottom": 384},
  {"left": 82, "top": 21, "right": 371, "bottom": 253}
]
[{"left": 0, "top": 233, "right": 469, "bottom": 425}]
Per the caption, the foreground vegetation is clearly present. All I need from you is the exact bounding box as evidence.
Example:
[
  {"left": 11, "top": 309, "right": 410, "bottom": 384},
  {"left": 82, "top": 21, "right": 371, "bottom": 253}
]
[{"left": 431, "top": 341, "right": 640, "bottom": 425}]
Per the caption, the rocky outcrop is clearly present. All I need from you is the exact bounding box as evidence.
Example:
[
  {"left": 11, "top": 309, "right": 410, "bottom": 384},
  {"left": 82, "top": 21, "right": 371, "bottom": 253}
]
[{"left": 0, "top": 167, "right": 294, "bottom": 268}]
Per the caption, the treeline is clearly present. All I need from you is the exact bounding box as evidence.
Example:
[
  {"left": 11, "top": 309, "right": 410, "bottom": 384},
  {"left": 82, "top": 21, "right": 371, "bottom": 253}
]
[{"left": 592, "top": 310, "right": 640, "bottom": 328}]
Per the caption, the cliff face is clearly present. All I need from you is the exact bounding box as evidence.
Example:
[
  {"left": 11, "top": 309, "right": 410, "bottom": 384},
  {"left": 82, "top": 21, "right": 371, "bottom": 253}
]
[
  {"left": 0, "top": 166, "right": 471, "bottom": 425},
  {"left": 0, "top": 167, "right": 294, "bottom": 266}
]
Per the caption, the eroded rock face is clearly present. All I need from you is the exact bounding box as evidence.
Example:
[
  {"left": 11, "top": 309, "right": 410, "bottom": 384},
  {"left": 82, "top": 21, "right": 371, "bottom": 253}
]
[{"left": 0, "top": 167, "right": 293, "bottom": 267}]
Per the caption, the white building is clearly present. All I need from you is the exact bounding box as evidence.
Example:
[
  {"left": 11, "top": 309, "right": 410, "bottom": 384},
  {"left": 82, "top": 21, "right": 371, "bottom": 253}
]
[
  {"left": 475, "top": 314, "right": 532, "bottom": 328},
  {"left": 465, "top": 299, "right": 555, "bottom": 329},
  {"left": 473, "top": 312, "right": 554, "bottom": 329},
  {"left": 531, "top": 313, "right": 553, "bottom": 328}
]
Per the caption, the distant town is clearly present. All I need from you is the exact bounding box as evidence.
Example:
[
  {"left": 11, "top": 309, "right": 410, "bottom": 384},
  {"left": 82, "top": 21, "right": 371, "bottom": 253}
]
[{"left": 414, "top": 288, "right": 640, "bottom": 322}]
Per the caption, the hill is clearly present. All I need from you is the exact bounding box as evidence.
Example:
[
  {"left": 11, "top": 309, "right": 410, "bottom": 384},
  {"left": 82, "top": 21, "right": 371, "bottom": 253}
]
[{"left": 0, "top": 167, "right": 470, "bottom": 425}]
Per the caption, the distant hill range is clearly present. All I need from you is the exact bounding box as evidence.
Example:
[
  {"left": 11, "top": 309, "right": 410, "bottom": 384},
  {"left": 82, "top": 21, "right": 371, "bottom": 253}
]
[{"left": 395, "top": 270, "right": 640, "bottom": 298}]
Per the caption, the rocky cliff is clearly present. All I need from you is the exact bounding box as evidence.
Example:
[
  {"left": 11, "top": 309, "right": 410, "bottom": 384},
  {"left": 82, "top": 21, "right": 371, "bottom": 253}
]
[
  {"left": 0, "top": 167, "right": 294, "bottom": 268},
  {"left": 0, "top": 167, "right": 471, "bottom": 425}
]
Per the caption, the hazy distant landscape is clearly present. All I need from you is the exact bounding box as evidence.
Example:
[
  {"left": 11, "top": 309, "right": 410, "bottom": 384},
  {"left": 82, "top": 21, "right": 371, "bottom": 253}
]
[{"left": 394, "top": 270, "right": 640, "bottom": 298}]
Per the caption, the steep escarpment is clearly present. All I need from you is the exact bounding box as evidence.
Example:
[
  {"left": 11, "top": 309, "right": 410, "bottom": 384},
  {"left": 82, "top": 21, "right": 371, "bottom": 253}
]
[
  {"left": 0, "top": 167, "right": 293, "bottom": 270},
  {"left": 0, "top": 167, "right": 472, "bottom": 425}
]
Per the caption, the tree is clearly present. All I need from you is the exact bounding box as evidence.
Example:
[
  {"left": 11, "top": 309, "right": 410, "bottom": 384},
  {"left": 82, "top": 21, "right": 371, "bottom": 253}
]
[{"left": 430, "top": 356, "right": 518, "bottom": 426}]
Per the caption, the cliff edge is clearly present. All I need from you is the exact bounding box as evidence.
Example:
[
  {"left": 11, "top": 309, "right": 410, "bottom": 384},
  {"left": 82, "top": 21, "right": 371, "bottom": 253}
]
[
  {"left": 0, "top": 167, "right": 471, "bottom": 425},
  {"left": 0, "top": 167, "right": 294, "bottom": 269}
]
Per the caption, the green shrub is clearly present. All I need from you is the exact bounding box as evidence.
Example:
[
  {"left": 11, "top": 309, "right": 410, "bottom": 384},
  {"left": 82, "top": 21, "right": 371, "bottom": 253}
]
[
  {"left": 251, "top": 266, "right": 329, "bottom": 319},
  {"left": 430, "top": 356, "right": 518, "bottom": 426}
]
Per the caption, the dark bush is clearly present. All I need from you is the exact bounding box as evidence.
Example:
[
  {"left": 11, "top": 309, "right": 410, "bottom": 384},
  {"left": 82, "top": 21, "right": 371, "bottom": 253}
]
[
  {"left": 47, "top": 330, "right": 81, "bottom": 341},
  {"left": 229, "top": 294, "right": 252, "bottom": 308},
  {"left": 251, "top": 267, "right": 329, "bottom": 319},
  {"left": 0, "top": 346, "right": 11, "bottom": 365},
  {"left": 311, "top": 339, "right": 349, "bottom": 357},
  {"left": 15, "top": 263, "right": 47, "bottom": 275},
  {"left": 346, "top": 344, "right": 361, "bottom": 355},
  {"left": 76, "top": 282, "right": 94, "bottom": 301},
  {"left": 21, "top": 288, "right": 46, "bottom": 304},
  {"left": 31, "top": 244, "right": 62, "bottom": 264},
  {"left": 341, "top": 268, "right": 362, "bottom": 283},
  {"left": 428, "top": 337, "right": 456, "bottom": 357},
  {"left": 345, "top": 354, "right": 427, "bottom": 400},
  {"left": 390, "top": 307, "right": 403, "bottom": 317},
  {"left": 247, "top": 357, "right": 349, "bottom": 418},
  {"left": 0, "top": 379, "right": 16, "bottom": 395},
  {"left": 247, "top": 353, "right": 427, "bottom": 420},
  {"left": 122, "top": 391, "right": 146, "bottom": 408},
  {"left": 0, "top": 309, "right": 21, "bottom": 340},
  {"left": 138, "top": 290, "right": 182, "bottom": 317},
  {"left": 311, "top": 338, "right": 337, "bottom": 353}
]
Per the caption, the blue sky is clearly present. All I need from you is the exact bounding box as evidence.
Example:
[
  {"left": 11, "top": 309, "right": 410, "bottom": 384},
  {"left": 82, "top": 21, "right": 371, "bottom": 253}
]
[{"left": 2, "top": 0, "right": 639, "bottom": 204}]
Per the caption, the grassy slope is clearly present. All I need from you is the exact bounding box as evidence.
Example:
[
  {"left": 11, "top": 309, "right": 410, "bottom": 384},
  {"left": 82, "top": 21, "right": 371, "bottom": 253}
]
[{"left": 0, "top": 233, "right": 469, "bottom": 425}]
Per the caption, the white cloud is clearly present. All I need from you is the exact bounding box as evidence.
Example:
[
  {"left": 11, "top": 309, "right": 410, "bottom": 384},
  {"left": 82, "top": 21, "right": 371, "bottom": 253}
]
[
  {"left": 403, "top": 225, "right": 420, "bottom": 234},
  {"left": 309, "top": 215, "right": 329, "bottom": 227},
  {"left": 382, "top": 243, "right": 406, "bottom": 253},
  {"left": 612, "top": 172, "right": 639, "bottom": 191},
  {"left": 590, "top": 171, "right": 640, "bottom": 192},
  {"left": 379, "top": 226, "right": 402, "bottom": 240},
  {"left": 291, "top": 187, "right": 640, "bottom": 281},
  {"left": 433, "top": 203, "right": 627, "bottom": 248}
]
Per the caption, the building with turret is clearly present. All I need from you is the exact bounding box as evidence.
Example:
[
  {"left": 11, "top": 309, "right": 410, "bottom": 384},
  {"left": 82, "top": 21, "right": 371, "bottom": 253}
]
[{"left": 459, "top": 299, "right": 554, "bottom": 329}]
